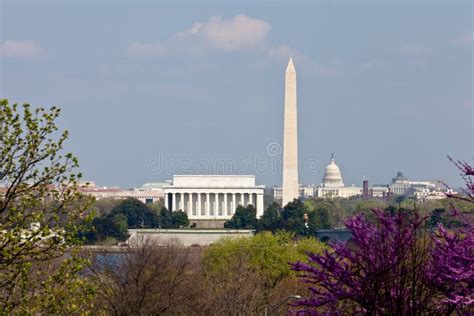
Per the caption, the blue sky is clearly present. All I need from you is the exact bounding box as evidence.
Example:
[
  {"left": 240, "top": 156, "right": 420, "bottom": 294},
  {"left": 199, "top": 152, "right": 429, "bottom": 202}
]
[{"left": 1, "top": 1, "right": 472, "bottom": 188}]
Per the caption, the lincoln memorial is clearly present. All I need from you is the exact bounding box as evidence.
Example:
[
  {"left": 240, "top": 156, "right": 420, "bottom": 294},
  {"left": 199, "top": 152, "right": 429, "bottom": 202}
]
[{"left": 163, "top": 175, "right": 265, "bottom": 223}]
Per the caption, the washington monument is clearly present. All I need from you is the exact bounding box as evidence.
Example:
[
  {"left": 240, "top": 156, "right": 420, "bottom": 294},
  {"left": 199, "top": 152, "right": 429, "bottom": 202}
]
[{"left": 282, "top": 58, "right": 299, "bottom": 206}]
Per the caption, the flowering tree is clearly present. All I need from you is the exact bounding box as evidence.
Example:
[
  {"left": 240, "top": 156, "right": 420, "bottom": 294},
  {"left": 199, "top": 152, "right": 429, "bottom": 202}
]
[
  {"left": 0, "top": 100, "right": 95, "bottom": 313},
  {"left": 425, "top": 157, "right": 474, "bottom": 314},
  {"left": 290, "top": 159, "right": 474, "bottom": 315}
]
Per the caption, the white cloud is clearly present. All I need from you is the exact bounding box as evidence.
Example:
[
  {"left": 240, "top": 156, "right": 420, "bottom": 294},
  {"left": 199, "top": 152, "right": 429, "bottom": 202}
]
[
  {"left": 125, "top": 14, "right": 331, "bottom": 75},
  {"left": 178, "top": 14, "right": 271, "bottom": 51},
  {"left": 127, "top": 14, "right": 270, "bottom": 58},
  {"left": 0, "top": 40, "right": 44, "bottom": 58}
]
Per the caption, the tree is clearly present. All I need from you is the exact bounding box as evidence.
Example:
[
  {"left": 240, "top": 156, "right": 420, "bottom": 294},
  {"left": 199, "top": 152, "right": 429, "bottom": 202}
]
[
  {"left": 0, "top": 100, "right": 94, "bottom": 313},
  {"left": 171, "top": 210, "right": 189, "bottom": 228},
  {"left": 425, "top": 223, "right": 473, "bottom": 314},
  {"left": 90, "top": 198, "right": 122, "bottom": 218},
  {"left": 281, "top": 199, "right": 308, "bottom": 235},
  {"left": 224, "top": 205, "right": 257, "bottom": 229},
  {"left": 310, "top": 207, "right": 331, "bottom": 230},
  {"left": 290, "top": 159, "right": 474, "bottom": 314},
  {"left": 303, "top": 200, "right": 331, "bottom": 230},
  {"left": 108, "top": 198, "right": 159, "bottom": 228},
  {"left": 89, "top": 236, "right": 203, "bottom": 314},
  {"left": 158, "top": 207, "right": 173, "bottom": 228},
  {"left": 291, "top": 209, "right": 441, "bottom": 314},
  {"left": 83, "top": 216, "right": 129, "bottom": 244},
  {"left": 203, "top": 232, "right": 326, "bottom": 314},
  {"left": 148, "top": 199, "right": 165, "bottom": 215},
  {"left": 257, "top": 202, "right": 284, "bottom": 232},
  {"left": 424, "top": 157, "right": 474, "bottom": 314},
  {"left": 155, "top": 207, "right": 189, "bottom": 228}
]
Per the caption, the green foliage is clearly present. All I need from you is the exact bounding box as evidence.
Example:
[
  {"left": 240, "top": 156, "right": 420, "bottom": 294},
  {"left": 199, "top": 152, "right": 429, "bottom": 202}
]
[
  {"left": 257, "top": 199, "right": 330, "bottom": 235},
  {"left": 435, "top": 198, "right": 474, "bottom": 214},
  {"left": 157, "top": 207, "right": 189, "bottom": 228},
  {"left": 203, "top": 231, "right": 326, "bottom": 287},
  {"left": 281, "top": 199, "right": 309, "bottom": 235},
  {"left": 108, "top": 198, "right": 159, "bottom": 228},
  {"left": 303, "top": 200, "right": 331, "bottom": 230},
  {"left": 428, "top": 208, "right": 463, "bottom": 229},
  {"left": 84, "top": 217, "right": 129, "bottom": 243},
  {"left": 159, "top": 207, "right": 174, "bottom": 228},
  {"left": 148, "top": 199, "right": 165, "bottom": 214},
  {"left": 355, "top": 199, "right": 388, "bottom": 214},
  {"left": 86, "top": 202, "right": 189, "bottom": 243},
  {"left": 170, "top": 210, "right": 189, "bottom": 228},
  {"left": 89, "top": 198, "right": 122, "bottom": 218},
  {"left": 303, "top": 198, "right": 351, "bottom": 229},
  {"left": 224, "top": 205, "right": 257, "bottom": 229},
  {"left": 0, "top": 99, "right": 95, "bottom": 313},
  {"left": 257, "top": 202, "right": 283, "bottom": 232}
]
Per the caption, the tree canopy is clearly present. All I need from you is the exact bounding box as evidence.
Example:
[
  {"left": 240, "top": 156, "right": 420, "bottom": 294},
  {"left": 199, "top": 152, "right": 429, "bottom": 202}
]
[
  {"left": 0, "top": 100, "right": 94, "bottom": 313},
  {"left": 204, "top": 231, "right": 326, "bottom": 288},
  {"left": 224, "top": 205, "right": 258, "bottom": 229},
  {"left": 108, "top": 198, "right": 159, "bottom": 228}
]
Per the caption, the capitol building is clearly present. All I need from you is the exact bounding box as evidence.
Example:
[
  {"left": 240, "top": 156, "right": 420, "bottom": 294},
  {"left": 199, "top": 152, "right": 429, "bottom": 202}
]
[
  {"left": 274, "top": 155, "right": 362, "bottom": 200},
  {"left": 314, "top": 155, "right": 361, "bottom": 198}
]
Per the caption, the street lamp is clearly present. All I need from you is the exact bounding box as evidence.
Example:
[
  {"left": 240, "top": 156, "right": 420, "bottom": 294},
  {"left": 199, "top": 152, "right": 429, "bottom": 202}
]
[{"left": 264, "top": 295, "right": 301, "bottom": 316}]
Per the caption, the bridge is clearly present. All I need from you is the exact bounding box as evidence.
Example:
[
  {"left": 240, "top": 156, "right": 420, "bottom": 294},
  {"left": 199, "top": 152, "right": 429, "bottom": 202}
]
[{"left": 315, "top": 229, "right": 352, "bottom": 242}]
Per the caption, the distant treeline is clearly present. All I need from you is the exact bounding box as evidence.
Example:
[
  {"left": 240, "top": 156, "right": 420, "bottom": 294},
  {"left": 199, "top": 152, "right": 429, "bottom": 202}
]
[{"left": 85, "top": 195, "right": 473, "bottom": 244}]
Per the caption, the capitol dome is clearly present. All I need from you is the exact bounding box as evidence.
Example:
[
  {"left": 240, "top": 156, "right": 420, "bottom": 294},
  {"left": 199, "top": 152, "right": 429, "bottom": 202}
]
[{"left": 322, "top": 154, "right": 344, "bottom": 187}]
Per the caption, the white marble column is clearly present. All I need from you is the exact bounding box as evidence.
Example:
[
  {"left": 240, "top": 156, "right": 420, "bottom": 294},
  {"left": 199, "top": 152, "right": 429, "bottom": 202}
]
[
  {"left": 214, "top": 193, "right": 219, "bottom": 216},
  {"left": 232, "top": 193, "right": 236, "bottom": 215},
  {"left": 188, "top": 193, "right": 193, "bottom": 216},
  {"left": 206, "top": 193, "right": 210, "bottom": 216},
  {"left": 198, "top": 193, "right": 202, "bottom": 216},
  {"left": 164, "top": 193, "right": 169, "bottom": 210},
  {"left": 249, "top": 193, "right": 253, "bottom": 206},
  {"left": 256, "top": 193, "right": 264, "bottom": 218},
  {"left": 224, "top": 193, "right": 228, "bottom": 216},
  {"left": 180, "top": 193, "right": 184, "bottom": 212},
  {"left": 172, "top": 193, "right": 176, "bottom": 212}
]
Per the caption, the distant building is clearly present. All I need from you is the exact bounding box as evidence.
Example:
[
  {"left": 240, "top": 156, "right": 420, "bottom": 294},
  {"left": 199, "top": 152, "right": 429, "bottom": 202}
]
[
  {"left": 405, "top": 184, "right": 457, "bottom": 201},
  {"left": 370, "top": 185, "right": 390, "bottom": 198},
  {"left": 314, "top": 155, "right": 361, "bottom": 199},
  {"left": 273, "top": 155, "right": 361, "bottom": 201},
  {"left": 272, "top": 185, "right": 307, "bottom": 200},
  {"left": 369, "top": 171, "right": 456, "bottom": 201},
  {"left": 78, "top": 181, "right": 166, "bottom": 204},
  {"left": 163, "top": 175, "right": 265, "bottom": 221},
  {"left": 128, "top": 183, "right": 167, "bottom": 204},
  {"left": 78, "top": 182, "right": 130, "bottom": 200}
]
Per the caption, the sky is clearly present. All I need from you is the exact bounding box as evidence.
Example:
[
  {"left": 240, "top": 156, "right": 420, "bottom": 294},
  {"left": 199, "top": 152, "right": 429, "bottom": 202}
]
[{"left": 1, "top": 1, "right": 472, "bottom": 189}]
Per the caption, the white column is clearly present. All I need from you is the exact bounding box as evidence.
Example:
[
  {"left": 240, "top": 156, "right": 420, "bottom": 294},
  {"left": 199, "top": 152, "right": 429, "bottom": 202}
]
[
  {"left": 171, "top": 193, "right": 176, "bottom": 212},
  {"left": 188, "top": 193, "right": 193, "bottom": 216},
  {"left": 164, "top": 193, "right": 169, "bottom": 210},
  {"left": 249, "top": 193, "right": 253, "bottom": 206},
  {"left": 224, "top": 193, "right": 228, "bottom": 216},
  {"left": 215, "top": 193, "right": 219, "bottom": 216},
  {"left": 232, "top": 193, "right": 236, "bottom": 215},
  {"left": 198, "top": 193, "right": 202, "bottom": 217},
  {"left": 180, "top": 193, "right": 184, "bottom": 212},
  {"left": 256, "top": 193, "right": 264, "bottom": 218},
  {"left": 206, "top": 193, "right": 210, "bottom": 216}
]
